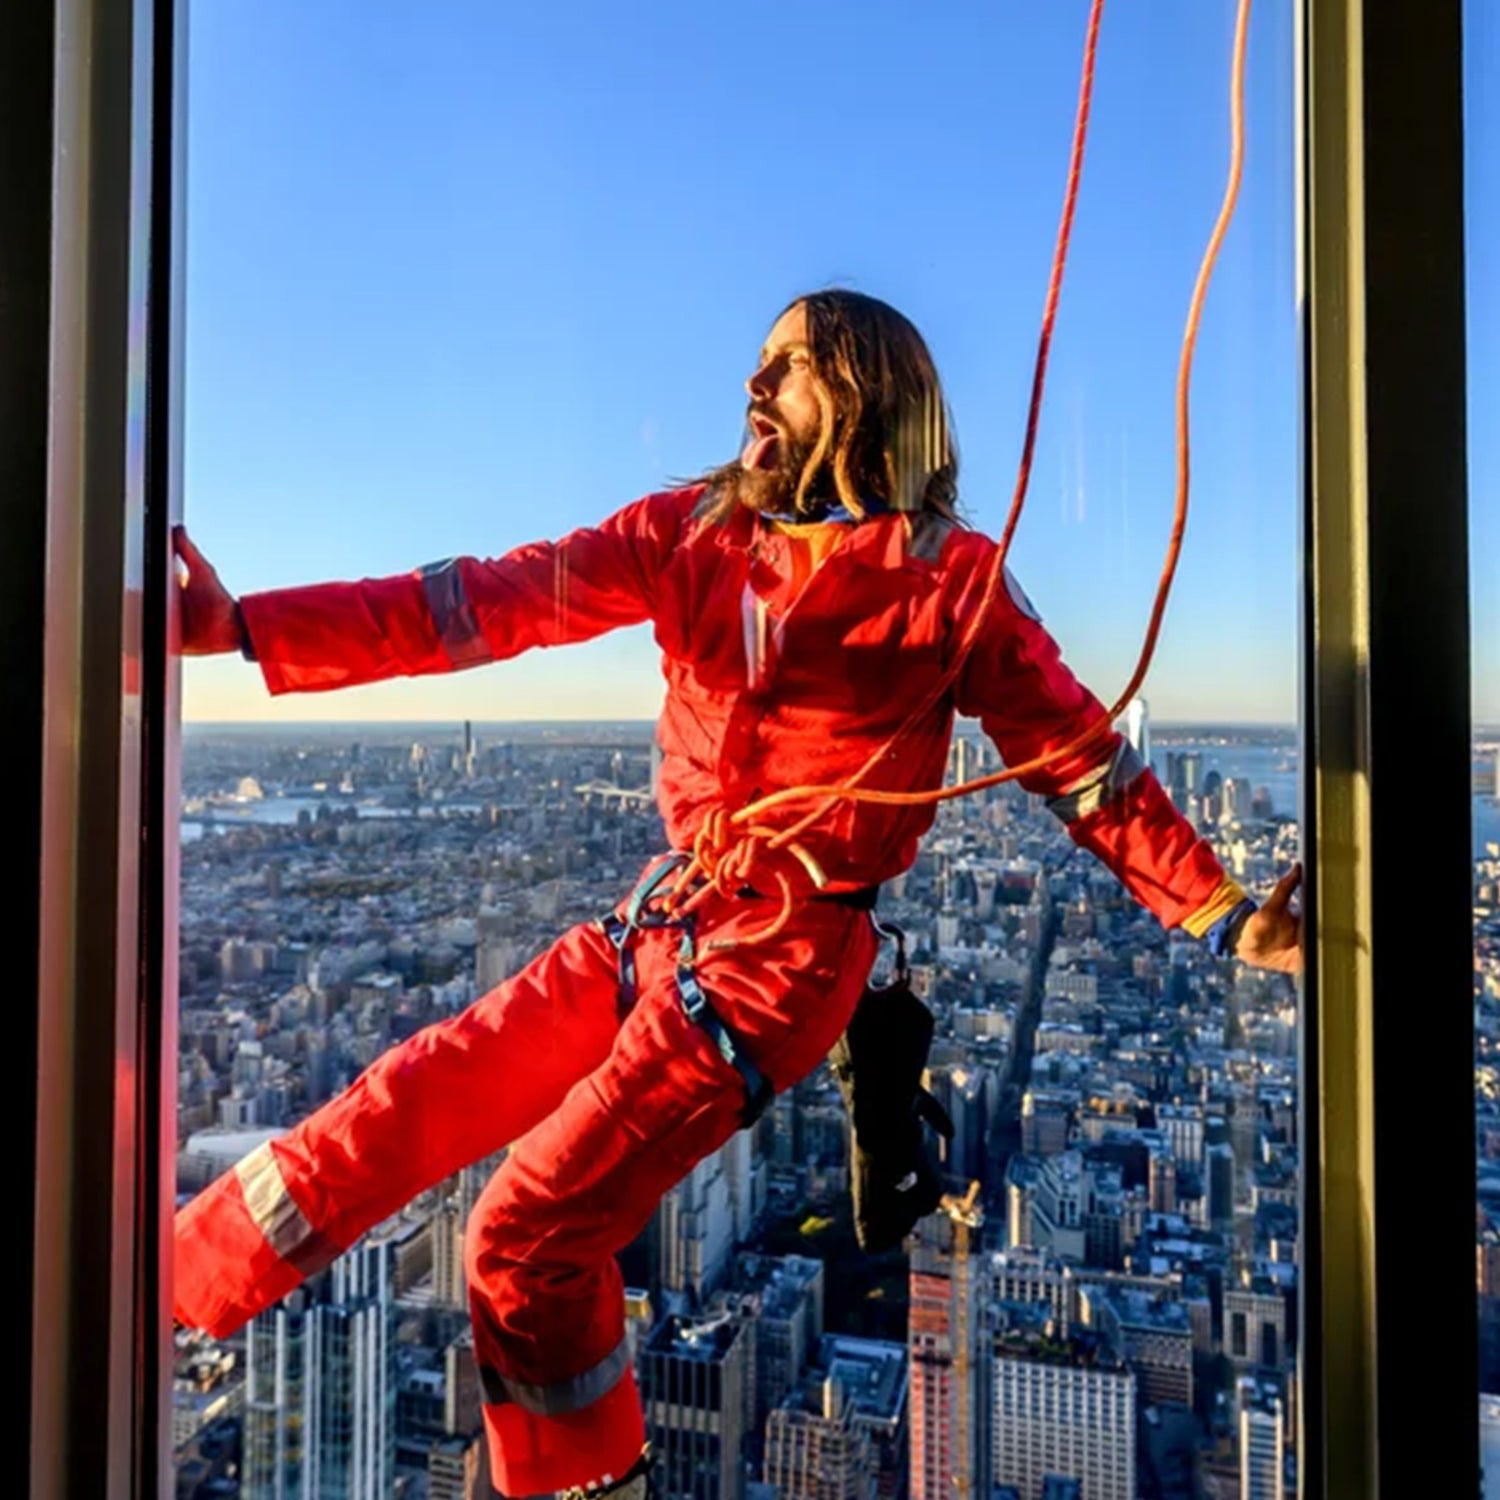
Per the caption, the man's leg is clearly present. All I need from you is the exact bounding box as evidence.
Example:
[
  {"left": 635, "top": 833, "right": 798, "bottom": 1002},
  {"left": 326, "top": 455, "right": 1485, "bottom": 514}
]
[
  {"left": 174, "top": 919, "right": 625, "bottom": 1337},
  {"left": 465, "top": 900, "right": 878, "bottom": 1495}
]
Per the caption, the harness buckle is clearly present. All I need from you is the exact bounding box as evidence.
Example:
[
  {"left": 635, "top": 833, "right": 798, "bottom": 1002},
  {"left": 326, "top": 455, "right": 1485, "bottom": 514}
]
[{"left": 598, "top": 853, "right": 774, "bottom": 1127}]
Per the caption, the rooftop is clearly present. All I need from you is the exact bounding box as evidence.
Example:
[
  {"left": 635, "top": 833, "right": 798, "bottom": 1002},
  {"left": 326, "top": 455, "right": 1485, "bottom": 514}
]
[
  {"left": 647, "top": 1312, "right": 741, "bottom": 1362},
  {"left": 814, "top": 1336, "right": 907, "bottom": 1420}
]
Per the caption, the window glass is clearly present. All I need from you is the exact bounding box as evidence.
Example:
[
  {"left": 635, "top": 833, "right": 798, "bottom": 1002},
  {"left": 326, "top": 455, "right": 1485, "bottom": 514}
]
[
  {"left": 171, "top": 4, "right": 1299, "bottom": 1496},
  {"left": 1470, "top": 4, "right": 1500, "bottom": 1489}
]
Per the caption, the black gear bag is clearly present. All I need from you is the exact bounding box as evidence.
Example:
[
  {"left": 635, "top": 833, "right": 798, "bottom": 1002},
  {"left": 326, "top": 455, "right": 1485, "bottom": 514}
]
[{"left": 828, "top": 921, "right": 954, "bottom": 1253}]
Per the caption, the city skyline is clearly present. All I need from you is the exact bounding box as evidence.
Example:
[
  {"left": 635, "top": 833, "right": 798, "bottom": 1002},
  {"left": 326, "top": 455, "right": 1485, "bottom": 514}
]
[{"left": 173, "top": 715, "right": 1306, "bottom": 1497}]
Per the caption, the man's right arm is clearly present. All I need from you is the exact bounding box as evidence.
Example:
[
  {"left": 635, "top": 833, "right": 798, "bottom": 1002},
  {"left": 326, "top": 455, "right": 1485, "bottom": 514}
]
[{"left": 183, "top": 490, "right": 691, "bottom": 696}]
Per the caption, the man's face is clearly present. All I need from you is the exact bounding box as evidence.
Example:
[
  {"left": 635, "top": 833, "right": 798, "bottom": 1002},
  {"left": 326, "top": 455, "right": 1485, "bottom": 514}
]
[{"left": 741, "top": 303, "right": 824, "bottom": 477}]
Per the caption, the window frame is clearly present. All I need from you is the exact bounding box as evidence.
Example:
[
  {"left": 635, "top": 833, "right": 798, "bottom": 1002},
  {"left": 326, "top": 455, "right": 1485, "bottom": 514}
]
[
  {"left": 1300, "top": 0, "right": 1476, "bottom": 1491},
  {"left": 12, "top": 0, "right": 1478, "bottom": 1494}
]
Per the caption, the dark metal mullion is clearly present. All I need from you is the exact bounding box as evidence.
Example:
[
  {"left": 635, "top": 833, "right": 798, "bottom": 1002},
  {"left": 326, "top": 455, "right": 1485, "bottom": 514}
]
[
  {"left": 137, "top": 0, "right": 186, "bottom": 1491},
  {"left": 1361, "top": 0, "right": 1476, "bottom": 1488},
  {"left": 1303, "top": 0, "right": 1475, "bottom": 1494},
  {"left": 2, "top": 0, "right": 60, "bottom": 1479}
]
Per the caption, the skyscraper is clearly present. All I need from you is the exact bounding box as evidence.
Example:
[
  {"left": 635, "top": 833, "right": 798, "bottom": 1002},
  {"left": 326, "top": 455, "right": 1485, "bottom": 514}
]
[
  {"left": 427, "top": 1432, "right": 488, "bottom": 1500},
  {"left": 1148, "top": 1149, "right": 1177, "bottom": 1214},
  {"left": 475, "top": 909, "right": 515, "bottom": 995},
  {"left": 1020, "top": 1090, "right": 1072, "bottom": 1157},
  {"left": 813, "top": 1337, "right": 909, "bottom": 1500},
  {"left": 1171, "top": 750, "right": 1202, "bottom": 806},
  {"left": 243, "top": 1230, "right": 397, "bottom": 1499},
  {"left": 1086, "top": 1286, "right": 1194, "bottom": 1408},
  {"left": 1030, "top": 1151, "right": 1086, "bottom": 1262},
  {"left": 990, "top": 1247, "right": 1070, "bottom": 1331},
  {"left": 243, "top": 1289, "right": 311, "bottom": 1498},
  {"left": 909, "top": 1212, "right": 985, "bottom": 1500},
  {"left": 431, "top": 1199, "right": 465, "bottom": 1309},
  {"left": 951, "top": 734, "right": 975, "bottom": 790},
  {"left": 1158, "top": 1102, "right": 1206, "bottom": 1169},
  {"left": 641, "top": 1312, "right": 749, "bottom": 1500},
  {"left": 444, "top": 1329, "right": 483, "bottom": 1439},
  {"left": 990, "top": 1325, "right": 1135, "bottom": 1500},
  {"left": 433, "top": 1153, "right": 505, "bottom": 1309},
  {"left": 764, "top": 1371, "right": 876, "bottom": 1500},
  {"left": 1223, "top": 1272, "right": 1288, "bottom": 1372},
  {"left": 1005, "top": 1156, "right": 1040, "bottom": 1250},
  {"left": 1237, "top": 1377, "right": 1285, "bottom": 1500},
  {"left": 659, "top": 1141, "right": 738, "bottom": 1309},
  {"left": 1207, "top": 1141, "right": 1236, "bottom": 1237},
  {"left": 728, "top": 1252, "right": 825, "bottom": 1437}
]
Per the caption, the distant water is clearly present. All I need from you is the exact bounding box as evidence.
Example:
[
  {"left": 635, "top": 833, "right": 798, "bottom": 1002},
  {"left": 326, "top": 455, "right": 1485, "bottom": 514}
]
[
  {"left": 1152, "top": 741, "right": 1498, "bottom": 860},
  {"left": 1478, "top": 797, "right": 1500, "bottom": 858},
  {"left": 181, "top": 795, "right": 483, "bottom": 844}
]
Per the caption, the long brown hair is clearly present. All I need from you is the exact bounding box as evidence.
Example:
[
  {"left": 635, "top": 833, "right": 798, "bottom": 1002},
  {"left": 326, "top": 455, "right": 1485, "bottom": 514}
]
[{"left": 697, "top": 290, "right": 959, "bottom": 524}]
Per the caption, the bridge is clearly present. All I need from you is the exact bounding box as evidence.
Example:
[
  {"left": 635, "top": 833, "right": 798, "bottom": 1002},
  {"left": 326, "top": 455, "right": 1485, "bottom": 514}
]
[{"left": 573, "top": 780, "right": 653, "bottom": 807}]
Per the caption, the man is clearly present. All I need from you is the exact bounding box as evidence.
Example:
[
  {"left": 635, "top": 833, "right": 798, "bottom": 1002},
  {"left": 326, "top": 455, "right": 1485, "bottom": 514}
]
[{"left": 174, "top": 290, "right": 1300, "bottom": 1497}]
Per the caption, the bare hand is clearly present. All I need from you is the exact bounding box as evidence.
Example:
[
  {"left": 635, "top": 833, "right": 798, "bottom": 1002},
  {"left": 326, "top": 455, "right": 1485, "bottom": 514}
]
[
  {"left": 1235, "top": 863, "right": 1303, "bottom": 974},
  {"left": 174, "top": 527, "right": 244, "bottom": 656}
]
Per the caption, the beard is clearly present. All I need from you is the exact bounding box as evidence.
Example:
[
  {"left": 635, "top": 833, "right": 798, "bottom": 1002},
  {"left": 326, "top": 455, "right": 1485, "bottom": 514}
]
[{"left": 700, "top": 421, "right": 832, "bottom": 518}]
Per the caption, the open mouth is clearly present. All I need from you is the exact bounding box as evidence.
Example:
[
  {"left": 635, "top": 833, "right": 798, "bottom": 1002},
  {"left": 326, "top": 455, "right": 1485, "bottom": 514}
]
[{"left": 740, "top": 410, "right": 783, "bottom": 472}]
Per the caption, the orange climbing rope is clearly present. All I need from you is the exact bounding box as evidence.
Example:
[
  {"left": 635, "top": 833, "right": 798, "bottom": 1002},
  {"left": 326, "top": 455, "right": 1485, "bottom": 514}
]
[{"left": 671, "top": 0, "right": 1254, "bottom": 949}]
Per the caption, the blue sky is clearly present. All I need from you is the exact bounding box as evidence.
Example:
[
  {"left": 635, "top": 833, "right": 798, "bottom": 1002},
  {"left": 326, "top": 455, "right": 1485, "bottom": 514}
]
[{"left": 179, "top": 0, "right": 1494, "bottom": 725}]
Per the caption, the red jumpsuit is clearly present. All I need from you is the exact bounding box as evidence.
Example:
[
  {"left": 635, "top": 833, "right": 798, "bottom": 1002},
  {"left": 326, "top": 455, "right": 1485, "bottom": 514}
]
[{"left": 173, "top": 486, "right": 1245, "bottom": 1492}]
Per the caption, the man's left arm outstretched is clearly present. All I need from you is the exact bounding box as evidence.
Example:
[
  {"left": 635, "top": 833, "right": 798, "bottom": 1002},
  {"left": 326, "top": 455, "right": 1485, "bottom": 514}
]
[{"left": 954, "top": 569, "right": 1301, "bottom": 972}]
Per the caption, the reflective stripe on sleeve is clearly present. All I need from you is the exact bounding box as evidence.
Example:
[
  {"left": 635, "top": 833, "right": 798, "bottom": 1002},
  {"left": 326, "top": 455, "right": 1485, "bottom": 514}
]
[
  {"left": 420, "top": 559, "right": 494, "bottom": 668},
  {"left": 478, "top": 1335, "right": 631, "bottom": 1417},
  {"left": 1181, "top": 875, "right": 1252, "bottom": 939},
  {"left": 235, "top": 1142, "right": 341, "bottom": 1278},
  {"left": 1003, "top": 564, "right": 1042, "bottom": 621},
  {"left": 1045, "top": 739, "right": 1146, "bottom": 824}
]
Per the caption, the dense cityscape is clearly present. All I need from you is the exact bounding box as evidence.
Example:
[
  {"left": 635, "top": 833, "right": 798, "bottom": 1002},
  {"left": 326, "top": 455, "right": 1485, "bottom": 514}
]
[{"left": 170, "top": 712, "right": 1498, "bottom": 1500}]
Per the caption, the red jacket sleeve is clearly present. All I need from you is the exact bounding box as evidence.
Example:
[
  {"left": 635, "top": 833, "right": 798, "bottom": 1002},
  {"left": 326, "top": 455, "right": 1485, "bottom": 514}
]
[
  {"left": 949, "top": 536, "right": 1242, "bottom": 934},
  {"left": 238, "top": 489, "right": 691, "bottom": 696}
]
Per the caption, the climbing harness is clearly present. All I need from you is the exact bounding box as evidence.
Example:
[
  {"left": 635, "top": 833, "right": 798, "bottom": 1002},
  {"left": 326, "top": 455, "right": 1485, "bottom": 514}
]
[
  {"left": 664, "top": 0, "right": 1255, "bottom": 949},
  {"left": 597, "top": 852, "right": 691, "bottom": 1019},
  {"left": 597, "top": 856, "right": 886, "bottom": 1125},
  {"left": 597, "top": 853, "right": 774, "bottom": 1125}
]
